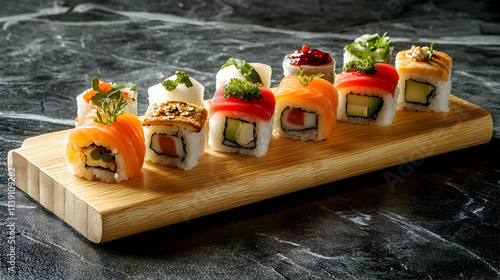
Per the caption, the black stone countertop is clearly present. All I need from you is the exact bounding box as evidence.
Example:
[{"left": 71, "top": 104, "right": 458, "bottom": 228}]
[{"left": 1, "top": 1, "right": 499, "bottom": 279}]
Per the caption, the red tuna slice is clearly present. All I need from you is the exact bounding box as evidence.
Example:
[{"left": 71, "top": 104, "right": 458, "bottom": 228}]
[
  {"left": 208, "top": 87, "right": 276, "bottom": 122},
  {"left": 334, "top": 63, "right": 399, "bottom": 96}
]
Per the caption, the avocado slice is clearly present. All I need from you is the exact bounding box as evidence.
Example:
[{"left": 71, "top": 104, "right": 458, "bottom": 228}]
[
  {"left": 405, "top": 79, "right": 436, "bottom": 105},
  {"left": 346, "top": 94, "right": 383, "bottom": 118},
  {"left": 224, "top": 118, "right": 241, "bottom": 142}
]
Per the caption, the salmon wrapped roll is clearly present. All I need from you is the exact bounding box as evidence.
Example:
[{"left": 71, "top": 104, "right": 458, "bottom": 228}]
[
  {"left": 273, "top": 73, "right": 338, "bottom": 141},
  {"left": 334, "top": 58, "right": 400, "bottom": 126},
  {"left": 395, "top": 43, "right": 453, "bottom": 112},
  {"left": 66, "top": 98, "right": 145, "bottom": 183}
]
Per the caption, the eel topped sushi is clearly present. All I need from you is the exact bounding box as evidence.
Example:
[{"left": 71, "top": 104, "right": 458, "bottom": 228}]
[
  {"left": 343, "top": 32, "right": 394, "bottom": 66},
  {"left": 142, "top": 101, "right": 208, "bottom": 170},
  {"left": 67, "top": 98, "right": 145, "bottom": 183},
  {"left": 395, "top": 43, "right": 453, "bottom": 112},
  {"left": 273, "top": 72, "right": 338, "bottom": 141},
  {"left": 208, "top": 78, "right": 275, "bottom": 157},
  {"left": 148, "top": 71, "right": 205, "bottom": 107},
  {"left": 282, "top": 45, "right": 336, "bottom": 83},
  {"left": 76, "top": 77, "right": 137, "bottom": 120},
  {"left": 144, "top": 71, "right": 208, "bottom": 170},
  {"left": 216, "top": 57, "right": 272, "bottom": 89},
  {"left": 334, "top": 57, "right": 400, "bottom": 126}
]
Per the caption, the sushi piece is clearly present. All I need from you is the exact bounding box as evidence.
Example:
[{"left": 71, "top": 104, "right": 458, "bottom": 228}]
[
  {"left": 334, "top": 57, "right": 400, "bottom": 126},
  {"left": 395, "top": 43, "right": 453, "bottom": 112},
  {"left": 273, "top": 72, "right": 338, "bottom": 141},
  {"left": 343, "top": 32, "right": 393, "bottom": 66},
  {"left": 282, "top": 45, "right": 336, "bottom": 83},
  {"left": 148, "top": 71, "right": 205, "bottom": 107},
  {"left": 67, "top": 98, "right": 145, "bottom": 183},
  {"left": 142, "top": 101, "right": 208, "bottom": 170},
  {"left": 216, "top": 58, "right": 272, "bottom": 89},
  {"left": 76, "top": 77, "right": 137, "bottom": 120},
  {"left": 208, "top": 78, "right": 275, "bottom": 157}
]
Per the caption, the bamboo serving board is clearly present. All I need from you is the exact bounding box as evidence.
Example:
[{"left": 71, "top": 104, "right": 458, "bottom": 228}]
[{"left": 8, "top": 95, "right": 492, "bottom": 243}]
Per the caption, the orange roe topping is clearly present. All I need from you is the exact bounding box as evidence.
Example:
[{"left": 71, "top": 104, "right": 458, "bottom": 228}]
[
  {"left": 98, "top": 81, "right": 113, "bottom": 92},
  {"left": 83, "top": 90, "right": 96, "bottom": 103}
]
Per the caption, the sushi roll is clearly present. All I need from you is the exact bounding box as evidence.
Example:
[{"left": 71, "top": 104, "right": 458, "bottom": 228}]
[
  {"left": 142, "top": 101, "right": 208, "bottom": 170},
  {"left": 208, "top": 78, "right": 275, "bottom": 157},
  {"left": 343, "top": 32, "right": 393, "bottom": 66},
  {"left": 395, "top": 43, "right": 453, "bottom": 112},
  {"left": 216, "top": 58, "right": 272, "bottom": 89},
  {"left": 334, "top": 57, "right": 400, "bottom": 126},
  {"left": 273, "top": 73, "right": 338, "bottom": 141},
  {"left": 67, "top": 98, "right": 145, "bottom": 183},
  {"left": 148, "top": 71, "right": 205, "bottom": 107},
  {"left": 282, "top": 45, "right": 336, "bottom": 83},
  {"left": 76, "top": 77, "right": 137, "bottom": 120}
]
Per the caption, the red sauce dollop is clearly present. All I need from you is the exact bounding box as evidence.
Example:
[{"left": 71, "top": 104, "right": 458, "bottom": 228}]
[{"left": 288, "top": 45, "right": 333, "bottom": 66}]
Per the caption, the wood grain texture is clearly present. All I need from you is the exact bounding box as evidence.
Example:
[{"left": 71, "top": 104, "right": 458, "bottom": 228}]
[{"left": 7, "top": 95, "right": 493, "bottom": 243}]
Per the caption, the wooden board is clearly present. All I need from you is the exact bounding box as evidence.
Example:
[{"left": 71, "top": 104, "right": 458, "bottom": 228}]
[{"left": 8, "top": 95, "right": 493, "bottom": 243}]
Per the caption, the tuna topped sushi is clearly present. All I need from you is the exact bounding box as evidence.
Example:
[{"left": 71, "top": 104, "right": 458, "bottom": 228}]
[
  {"left": 67, "top": 98, "right": 145, "bottom": 183},
  {"left": 282, "top": 45, "right": 336, "bottom": 83},
  {"left": 343, "top": 32, "right": 393, "bottom": 66},
  {"left": 76, "top": 77, "right": 137, "bottom": 120},
  {"left": 216, "top": 58, "right": 272, "bottom": 89},
  {"left": 208, "top": 78, "right": 275, "bottom": 157},
  {"left": 142, "top": 101, "right": 207, "bottom": 170},
  {"left": 334, "top": 57, "right": 400, "bottom": 126},
  {"left": 148, "top": 71, "right": 205, "bottom": 107},
  {"left": 273, "top": 72, "right": 338, "bottom": 141},
  {"left": 395, "top": 43, "right": 453, "bottom": 112}
]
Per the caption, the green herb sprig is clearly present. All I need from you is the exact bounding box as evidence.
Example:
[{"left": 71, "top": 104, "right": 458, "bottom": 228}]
[
  {"left": 94, "top": 97, "right": 127, "bottom": 125},
  {"left": 220, "top": 58, "right": 263, "bottom": 85},
  {"left": 342, "top": 57, "right": 378, "bottom": 75},
  {"left": 161, "top": 71, "right": 193, "bottom": 91},
  {"left": 296, "top": 70, "right": 324, "bottom": 87},
  {"left": 428, "top": 41, "right": 435, "bottom": 60},
  {"left": 89, "top": 77, "right": 136, "bottom": 106},
  {"left": 223, "top": 78, "right": 263, "bottom": 101},
  {"left": 344, "top": 32, "right": 393, "bottom": 63}
]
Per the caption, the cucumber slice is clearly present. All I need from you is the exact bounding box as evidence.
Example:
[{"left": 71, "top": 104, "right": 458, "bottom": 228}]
[
  {"left": 224, "top": 118, "right": 241, "bottom": 142},
  {"left": 346, "top": 94, "right": 383, "bottom": 118},
  {"left": 405, "top": 79, "right": 436, "bottom": 105},
  {"left": 222, "top": 118, "right": 256, "bottom": 149}
]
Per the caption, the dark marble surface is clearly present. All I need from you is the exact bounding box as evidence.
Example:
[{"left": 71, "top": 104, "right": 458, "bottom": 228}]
[{"left": 1, "top": 0, "right": 499, "bottom": 279}]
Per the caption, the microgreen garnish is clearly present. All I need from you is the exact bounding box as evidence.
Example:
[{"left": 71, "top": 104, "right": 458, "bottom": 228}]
[
  {"left": 296, "top": 70, "right": 324, "bottom": 87},
  {"left": 428, "top": 41, "right": 435, "bottom": 60},
  {"left": 220, "top": 58, "right": 263, "bottom": 85},
  {"left": 93, "top": 97, "right": 127, "bottom": 125},
  {"left": 223, "top": 78, "right": 262, "bottom": 101},
  {"left": 161, "top": 71, "right": 193, "bottom": 91},
  {"left": 89, "top": 77, "right": 135, "bottom": 106},
  {"left": 342, "top": 57, "right": 378, "bottom": 75}
]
